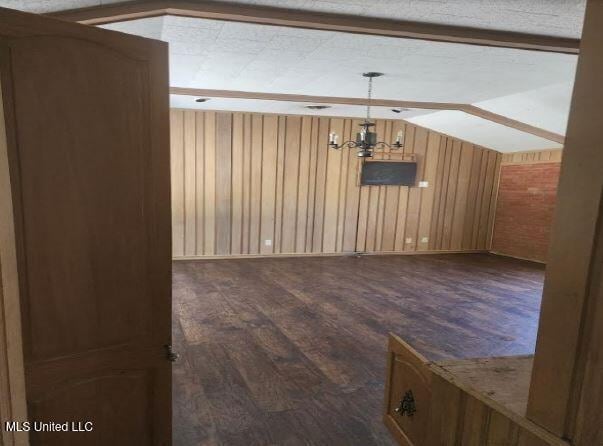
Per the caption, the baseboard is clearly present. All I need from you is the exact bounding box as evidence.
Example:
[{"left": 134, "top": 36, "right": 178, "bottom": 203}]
[
  {"left": 172, "top": 249, "right": 490, "bottom": 261},
  {"left": 488, "top": 250, "right": 546, "bottom": 264}
]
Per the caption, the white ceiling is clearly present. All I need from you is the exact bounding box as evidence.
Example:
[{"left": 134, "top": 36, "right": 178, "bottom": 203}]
[
  {"left": 0, "top": 1, "right": 583, "bottom": 152},
  {"left": 408, "top": 111, "right": 563, "bottom": 151},
  {"left": 2, "top": 0, "right": 586, "bottom": 38},
  {"left": 102, "top": 16, "right": 578, "bottom": 104},
  {"left": 98, "top": 15, "right": 578, "bottom": 152}
]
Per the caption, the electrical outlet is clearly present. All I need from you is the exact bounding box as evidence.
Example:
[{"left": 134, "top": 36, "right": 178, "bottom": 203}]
[
  {"left": 419, "top": 181, "right": 429, "bottom": 188},
  {"left": 405, "top": 237, "right": 413, "bottom": 244},
  {"left": 421, "top": 237, "right": 429, "bottom": 243},
  {"left": 264, "top": 239, "right": 272, "bottom": 246}
]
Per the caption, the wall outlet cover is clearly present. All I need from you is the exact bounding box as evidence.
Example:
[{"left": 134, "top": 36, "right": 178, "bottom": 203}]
[
  {"left": 419, "top": 181, "right": 429, "bottom": 188},
  {"left": 264, "top": 239, "right": 272, "bottom": 246},
  {"left": 421, "top": 237, "right": 429, "bottom": 243},
  {"left": 405, "top": 237, "right": 413, "bottom": 244}
]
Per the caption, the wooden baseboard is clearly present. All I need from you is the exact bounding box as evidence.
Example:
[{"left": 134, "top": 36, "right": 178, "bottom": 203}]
[
  {"left": 488, "top": 251, "right": 546, "bottom": 264},
  {"left": 172, "top": 249, "right": 489, "bottom": 261}
]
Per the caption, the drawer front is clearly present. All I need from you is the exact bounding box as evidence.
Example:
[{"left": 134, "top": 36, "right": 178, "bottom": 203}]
[{"left": 384, "top": 334, "right": 432, "bottom": 446}]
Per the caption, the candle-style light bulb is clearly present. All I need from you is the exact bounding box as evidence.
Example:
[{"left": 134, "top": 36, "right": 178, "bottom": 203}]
[
  {"left": 396, "top": 130, "right": 404, "bottom": 143},
  {"left": 329, "top": 132, "right": 337, "bottom": 145}
]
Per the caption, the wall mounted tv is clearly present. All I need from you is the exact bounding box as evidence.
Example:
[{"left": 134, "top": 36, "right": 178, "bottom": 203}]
[{"left": 360, "top": 160, "right": 417, "bottom": 186}]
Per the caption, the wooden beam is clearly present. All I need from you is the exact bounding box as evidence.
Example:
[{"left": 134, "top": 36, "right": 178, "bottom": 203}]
[
  {"left": 170, "top": 86, "right": 460, "bottom": 111},
  {"left": 463, "top": 105, "right": 566, "bottom": 144},
  {"left": 170, "top": 87, "right": 566, "bottom": 144},
  {"left": 49, "top": 0, "right": 580, "bottom": 54}
]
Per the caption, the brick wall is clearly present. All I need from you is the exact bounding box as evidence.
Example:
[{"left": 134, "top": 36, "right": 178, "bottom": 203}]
[{"left": 491, "top": 162, "right": 561, "bottom": 262}]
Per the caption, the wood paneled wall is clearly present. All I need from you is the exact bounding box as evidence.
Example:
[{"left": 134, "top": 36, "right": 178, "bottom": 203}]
[
  {"left": 170, "top": 109, "right": 501, "bottom": 258},
  {"left": 501, "top": 149, "right": 562, "bottom": 165}
]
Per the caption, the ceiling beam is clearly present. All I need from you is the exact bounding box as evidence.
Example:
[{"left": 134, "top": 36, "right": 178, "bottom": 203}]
[
  {"left": 463, "top": 105, "right": 565, "bottom": 144},
  {"left": 49, "top": 0, "right": 580, "bottom": 54},
  {"left": 170, "top": 86, "right": 566, "bottom": 144},
  {"left": 170, "top": 87, "right": 461, "bottom": 111}
]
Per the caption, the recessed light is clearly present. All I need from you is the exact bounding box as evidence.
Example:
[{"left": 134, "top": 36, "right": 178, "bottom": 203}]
[
  {"left": 305, "top": 105, "right": 331, "bottom": 110},
  {"left": 195, "top": 98, "right": 209, "bottom": 103}
]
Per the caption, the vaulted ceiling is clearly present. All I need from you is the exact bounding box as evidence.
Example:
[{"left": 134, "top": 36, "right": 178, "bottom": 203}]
[{"left": 0, "top": 0, "right": 587, "bottom": 152}]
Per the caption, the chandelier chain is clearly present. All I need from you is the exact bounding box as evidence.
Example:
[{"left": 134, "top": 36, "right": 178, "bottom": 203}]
[{"left": 367, "top": 75, "right": 373, "bottom": 121}]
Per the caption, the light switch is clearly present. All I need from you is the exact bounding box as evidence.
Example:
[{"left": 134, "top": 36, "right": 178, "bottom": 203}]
[{"left": 419, "top": 181, "right": 429, "bottom": 188}]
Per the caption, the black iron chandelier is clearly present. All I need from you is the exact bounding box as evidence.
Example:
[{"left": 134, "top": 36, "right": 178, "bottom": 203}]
[{"left": 328, "top": 72, "right": 404, "bottom": 158}]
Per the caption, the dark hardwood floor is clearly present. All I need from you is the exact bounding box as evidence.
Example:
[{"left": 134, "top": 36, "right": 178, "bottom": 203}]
[{"left": 172, "top": 253, "right": 545, "bottom": 446}]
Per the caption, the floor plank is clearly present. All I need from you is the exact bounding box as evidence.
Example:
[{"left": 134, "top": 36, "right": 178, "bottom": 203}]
[{"left": 173, "top": 253, "right": 544, "bottom": 445}]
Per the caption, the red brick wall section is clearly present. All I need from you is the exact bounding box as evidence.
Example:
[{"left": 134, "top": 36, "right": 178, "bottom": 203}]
[{"left": 491, "top": 162, "right": 561, "bottom": 263}]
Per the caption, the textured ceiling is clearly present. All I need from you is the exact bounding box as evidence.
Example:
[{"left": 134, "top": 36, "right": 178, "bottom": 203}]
[
  {"left": 96, "top": 15, "right": 578, "bottom": 151},
  {"left": 0, "top": 1, "right": 582, "bottom": 151},
  {"left": 100, "top": 16, "right": 578, "bottom": 105},
  {"left": 0, "top": 0, "right": 587, "bottom": 38}
]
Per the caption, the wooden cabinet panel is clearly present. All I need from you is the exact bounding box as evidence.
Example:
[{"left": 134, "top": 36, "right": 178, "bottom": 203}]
[
  {"left": 385, "top": 335, "right": 568, "bottom": 446},
  {"left": 384, "top": 335, "right": 432, "bottom": 446}
]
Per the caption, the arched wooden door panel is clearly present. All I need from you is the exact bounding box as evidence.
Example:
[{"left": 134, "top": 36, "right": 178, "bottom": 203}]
[{"left": 0, "top": 7, "right": 171, "bottom": 445}]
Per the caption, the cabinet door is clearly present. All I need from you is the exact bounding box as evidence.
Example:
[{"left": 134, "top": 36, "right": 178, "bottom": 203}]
[
  {"left": 384, "top": 334, "right": 433, "bottom": 446},
  {"left": 0, "top": 7, "right": 171, "bottom": 445}
]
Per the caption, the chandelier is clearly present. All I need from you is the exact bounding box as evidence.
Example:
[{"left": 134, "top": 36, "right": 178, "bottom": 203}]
[{"left": 328, "top": 72, "right": 404, "bottom": 158}]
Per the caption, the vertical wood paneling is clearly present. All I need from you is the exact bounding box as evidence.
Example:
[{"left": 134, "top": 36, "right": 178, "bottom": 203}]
[
  {"left": 312, "top": 118, "right": 329, "bottom": 253},
  {"left": 170, "top": 110, "right": 184, "bottom": 257},
  {"left": 462, "top": 147, "right": 482, "bottom": 250},
  {"left": 249, "top": 115, "right": 263, "bottom": 254},
  {"left": 203, "top": 112, "right": 216, "bottom": 255},
  {"left": 273, "top": 116, "right": 287, "bottom": 253},
  {"left": 241, "top": 114, "right": 252, "bottom": 254},
  {"left": 341, "top": 121, "right": 362, "bottom": 252},
  {"left": 305, "top": 117, "right": 319, "bottom": 253},
  {"left": 441, "top": 140, "right": 462, "bottom": 249},
  {"left": 171, "top": 109, "right": 501, "bottom": 258},
  {"left": 323, "top": 118, "right": 344, "bottom": 253},
  {"left": 427, "top": 370, "right": 565, "bottom": 446},
  {"left": 231, "top": 113, "right": 244, "bottom": 254},
  {"left": 296, "top": 117, "right": 312, "bottom": 252},
  {"left": 260, "top": 115, "right": 278, "bottom": 255},
  {"left": 183, "top": 110, "right": 197, "bottom": 257},
  {"left": 435, "top": 138, "right": 453, "bottom": 249},
  {"left": 281, "top": 116, "right": 302, "bottom": 253},
  {"left": 450, "top": 142, "right": 474, "bottom": 250},
  {"left": 215, "top": 113, "right": 232, "bottom": 255},
  {"left": 403, "top": 126, "right": 427, "bottom": 251},
  {"left": 477, "top": 150, "right": 499, "bottom": 249},
  {"left": 417, "top": 133, "right": 440, "bottom": 251},
  {"left": 194, "top": 112, "right": 206, "bottom": 254}
]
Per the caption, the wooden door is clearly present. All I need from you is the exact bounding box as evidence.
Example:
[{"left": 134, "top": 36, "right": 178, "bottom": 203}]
[{"left": 0, "top": 7, "right": 171, "bottom": 445}]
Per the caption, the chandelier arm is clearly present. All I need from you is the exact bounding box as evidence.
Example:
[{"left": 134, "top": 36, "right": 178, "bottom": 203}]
[
  {"left": 375, "top": 141, "right": 402, "bottom": 150},
  {"left": 330, "top": 140, "right": 358, "bottom": 150}
]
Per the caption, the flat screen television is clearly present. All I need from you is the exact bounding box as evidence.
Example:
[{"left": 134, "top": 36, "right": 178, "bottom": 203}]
[{"left": 360, "top": 161, "right": 417, "bottom": 186}]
